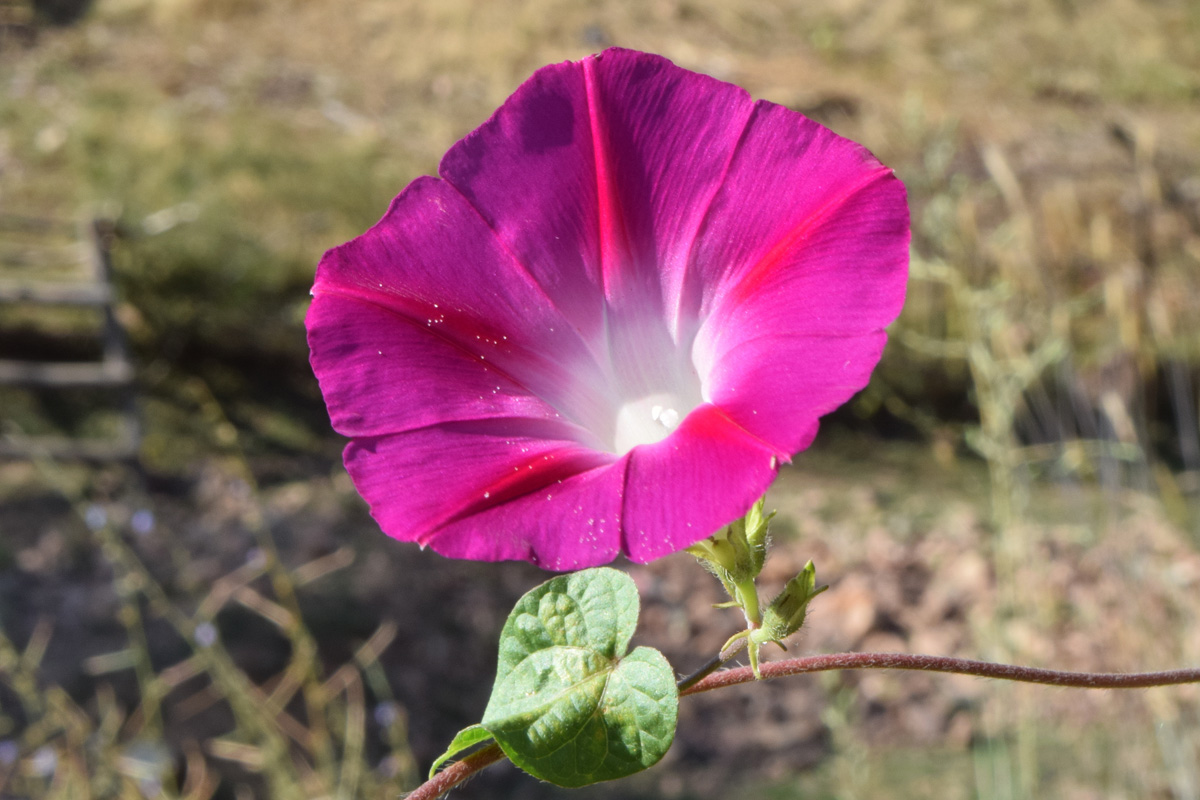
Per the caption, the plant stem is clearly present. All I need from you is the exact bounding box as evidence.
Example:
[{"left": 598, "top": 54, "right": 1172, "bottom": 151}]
[
  {"left": 409, "top": 652, "right": 1200, "bottom": 799},
  {"left": 676, "top": 639, "right": 747, "bottom": 692},
  {"left": 734, "top": 576, "right": 761, "bottom": 629},
  {"left": 408, "top": 742, "right": 505, "bottom": 800},
  {"left": 679, "top": 652, "right": 1200, "bottom": 695}
]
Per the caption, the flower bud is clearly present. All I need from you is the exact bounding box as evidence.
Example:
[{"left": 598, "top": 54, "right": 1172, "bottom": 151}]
[{"left": 756, "top": 560, "right": 827, "bottom": 644}]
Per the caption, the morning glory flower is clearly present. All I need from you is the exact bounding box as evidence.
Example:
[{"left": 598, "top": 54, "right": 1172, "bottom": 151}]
[{"left": 307, "top": 48, "right": 908, "bottom": 569}]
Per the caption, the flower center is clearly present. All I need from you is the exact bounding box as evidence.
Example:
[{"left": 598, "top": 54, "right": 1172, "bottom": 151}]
[{"left": 613, "top": 392, "right": 690, "bottom": 454}]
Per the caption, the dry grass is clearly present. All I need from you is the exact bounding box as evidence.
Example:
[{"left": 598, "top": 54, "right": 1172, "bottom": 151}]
[{"left": 1, "top": 0, "right": 1199, "bottom": 798}]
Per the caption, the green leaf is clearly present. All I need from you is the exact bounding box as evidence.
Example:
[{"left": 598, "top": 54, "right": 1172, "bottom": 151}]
[
  {"left": 427, "top": 723, "right": 493, "bottom": 779},
  {"left": 481, "top": 568, "right": 678, "bottom": 788}
]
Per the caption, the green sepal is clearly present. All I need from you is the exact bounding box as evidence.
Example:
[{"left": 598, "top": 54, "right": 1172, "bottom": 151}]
[
  {"left": 754, "top": 560, "right": 828, "bottom": 647},
  {"left": 739, "top": 497, "right": 774, "bottom": 575},
  {"left": 721, "top": 561, "right": 827, "bottom": 679},
  {"left": 427, "top": 723, "right": 493, "bottom": 779},
  {"left": 744, "top": 561, "right": 830, "bottom": 681},
  {"left": 686, "top": 496, "right": 774, "bottom": 628},
  {"left": 479, "top": 568, "right": 678, "bottom": 788}
]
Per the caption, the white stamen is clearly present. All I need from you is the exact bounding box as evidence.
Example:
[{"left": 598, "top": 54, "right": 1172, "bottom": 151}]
[{"left": 613, "top": 393, "right": 689, "bottom": 454}]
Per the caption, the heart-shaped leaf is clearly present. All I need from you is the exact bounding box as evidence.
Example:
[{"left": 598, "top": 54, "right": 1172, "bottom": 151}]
[{"left": 481, "top": 568, "right": 678, "bottom": 787}]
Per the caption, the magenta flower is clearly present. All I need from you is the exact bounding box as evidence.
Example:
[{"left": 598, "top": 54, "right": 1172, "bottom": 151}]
[{"left": 307, "top": 48, "right": 908, "bottom": 570}]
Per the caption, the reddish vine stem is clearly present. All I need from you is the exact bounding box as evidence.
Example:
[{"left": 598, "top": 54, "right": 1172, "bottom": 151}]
[
  {"left": 408, "top": 653, "right": 1200, "bottom": 800},
  {"left": 408, "top": 741, "right": 505, "bottom": 800},
  {"left": 681, "top": 652, "right": 1200, "bottom": 696}
]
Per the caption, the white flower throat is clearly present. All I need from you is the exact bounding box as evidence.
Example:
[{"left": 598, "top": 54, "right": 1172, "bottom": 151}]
[{"left": 613, "top": 392, "right": 689, "bottom": 454}]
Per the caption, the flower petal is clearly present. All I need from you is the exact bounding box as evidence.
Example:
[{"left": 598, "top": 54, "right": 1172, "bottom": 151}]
[
  {"left": 308, "top": 295, "right": 571, "bottom": 437},
  {"left": 685, "top": 100, "right": 909, "bottom": 456},
  {"left": 309, "top": 176, "right": 614, "bottom": 443},
  {"left": 702, "top": 332, "right": 888, "bottom": 455},
  {"left": 421, "top": 458, "right": 629, "bottom": 570},
  {"left": 621, "top": 404, "right": 780, "bottom": 563},
  {"left": 345, "top": 418, "right": 619, "bottom": 567},
  {"left": 580, "top": 49, "right": 754, "bottom": 328},
  {"left": 687, "top": 100, "right": 909, "bottom": 340},
  {"left": 439, "top": 57, "right": 607, "bottom": 344},
  {"left": 439, "top": 49, "right": 756, "bottom": 340},
  {"left": 693, "top": 168, "right": 908, "bottom": 374}
]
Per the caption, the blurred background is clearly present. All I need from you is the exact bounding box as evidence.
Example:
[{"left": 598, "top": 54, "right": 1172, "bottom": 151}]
[{"left": 1, "top": 0, "right": 1198, "bottom": 798}]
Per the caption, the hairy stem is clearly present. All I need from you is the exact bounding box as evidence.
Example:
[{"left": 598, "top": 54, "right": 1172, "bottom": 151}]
[
  {"left": 676, "top": 639, "right": 747, "bottom": 692},
  {"left": 411, "top": 652, "right": 1200, "bottom": 799},
  {"left": 408, "top": 742, "right": 506, "bottom": 800},
  {"left": 680, "top": 652, "right": 1200, "bottom": 695}
]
